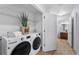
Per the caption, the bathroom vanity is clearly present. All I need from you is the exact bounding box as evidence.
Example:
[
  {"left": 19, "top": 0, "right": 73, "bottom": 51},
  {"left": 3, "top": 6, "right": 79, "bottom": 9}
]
[{"left": 60, "top": 32, "right": 68, "bottom": 40}]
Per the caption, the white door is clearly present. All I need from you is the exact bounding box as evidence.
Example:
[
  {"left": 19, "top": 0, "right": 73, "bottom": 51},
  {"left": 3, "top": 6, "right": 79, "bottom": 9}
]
[{"left": 42, "top": 13, "right": 57, "bottom": 51}]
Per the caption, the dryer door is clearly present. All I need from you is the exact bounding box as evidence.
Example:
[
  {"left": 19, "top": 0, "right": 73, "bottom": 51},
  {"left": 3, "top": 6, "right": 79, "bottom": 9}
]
[
  {"left": 33, "top": 37, "right": 41, "bottom": 50},
  {"left": 11, "top": 41, "right": 31, "bottom": 55}
]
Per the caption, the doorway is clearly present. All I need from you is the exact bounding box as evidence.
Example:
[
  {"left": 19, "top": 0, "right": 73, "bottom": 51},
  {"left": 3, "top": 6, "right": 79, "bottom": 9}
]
[
  {"left": 56, "top": 19, "right": 75, "bottom": 55},
  {"left": 58, "top": 23, "right": 68, "bottom": 40}
]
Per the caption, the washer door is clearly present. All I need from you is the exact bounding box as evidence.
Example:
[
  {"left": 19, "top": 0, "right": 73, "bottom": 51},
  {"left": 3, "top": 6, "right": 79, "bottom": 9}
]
[
  {"left": 33, "top": 37, "right": 41, "bottom": 50},
  {"left": 11, "top": 41, "right": 31, "bottom": 55}
]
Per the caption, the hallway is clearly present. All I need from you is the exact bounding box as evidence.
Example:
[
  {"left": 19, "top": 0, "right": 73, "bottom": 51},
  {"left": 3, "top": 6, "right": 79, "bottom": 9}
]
[
  {"left": 54, "top": 39, "right": 75, "bottom": 55},
  {"left": 37, "top": 39, "right": 76, "bottom": 55}
]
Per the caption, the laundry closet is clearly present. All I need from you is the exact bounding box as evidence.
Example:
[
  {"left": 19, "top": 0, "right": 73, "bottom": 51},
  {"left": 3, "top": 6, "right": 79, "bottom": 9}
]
[{"left": 0, "top": 4, "right": 42, "bottom": 55}]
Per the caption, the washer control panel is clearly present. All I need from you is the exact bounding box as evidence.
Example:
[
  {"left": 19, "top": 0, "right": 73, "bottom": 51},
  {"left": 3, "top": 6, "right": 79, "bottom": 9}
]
[
  {"left": 8, "top": 40, "right": 17, "bottom": 44},
  {"left": 8, "top": 41, "right": 17, "bottom": 44}
]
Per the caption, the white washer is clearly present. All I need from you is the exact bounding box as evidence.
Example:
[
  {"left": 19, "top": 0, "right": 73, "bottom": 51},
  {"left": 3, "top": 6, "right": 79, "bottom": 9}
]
[
  {"left": 0, "top": 32, "right": 41, "bottom": 55},
  {"left": 0, "top": 35, "right": 32, "bottom": 55}
]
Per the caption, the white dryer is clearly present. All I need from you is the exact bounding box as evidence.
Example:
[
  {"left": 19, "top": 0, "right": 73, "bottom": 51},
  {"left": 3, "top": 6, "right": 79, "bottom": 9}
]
[
  {"left": 0, "top": 35, "right": 32, "bottom": 55},
  {"left": 24, "top": 33, "right": 41, "bottom": 55}
]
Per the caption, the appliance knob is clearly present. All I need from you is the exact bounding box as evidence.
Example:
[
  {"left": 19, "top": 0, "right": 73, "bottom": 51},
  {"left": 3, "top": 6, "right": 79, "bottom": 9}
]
[
  {"left": 39, "top": 33, "right": 40, "bottom": 35},
  {"left": 8, "top": 47, "right": 10, "bottom": 49},
  {"left": 21, "top": 37, "right": 24, "bottom": 41}
]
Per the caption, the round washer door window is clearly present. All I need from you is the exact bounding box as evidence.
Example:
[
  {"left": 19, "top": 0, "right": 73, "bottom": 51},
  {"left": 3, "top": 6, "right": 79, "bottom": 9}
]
[
  {"left": 33, "top": 37, "right": 41, "bottom": 50},
  {"left": 11, "top": 41, "right": 31, "bottom": 55}
]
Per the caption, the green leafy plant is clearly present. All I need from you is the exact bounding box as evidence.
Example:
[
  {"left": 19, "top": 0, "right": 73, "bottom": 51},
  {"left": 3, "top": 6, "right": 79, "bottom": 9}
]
[{"left": 19, "top": 13, "right": 28, "bottom": 27}]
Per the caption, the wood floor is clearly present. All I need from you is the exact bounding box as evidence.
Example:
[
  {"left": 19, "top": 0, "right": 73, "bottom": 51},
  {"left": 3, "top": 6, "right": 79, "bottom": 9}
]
[{"left": 36, "top": 39, "right": 76, "bottom": 55}]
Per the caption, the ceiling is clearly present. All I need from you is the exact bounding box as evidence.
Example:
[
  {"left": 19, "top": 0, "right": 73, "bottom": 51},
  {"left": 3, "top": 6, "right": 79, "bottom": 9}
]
[
  {"left": 35, "top": 4, "right": 76, "bottom": 15},
  {"left": 0, "top": 4, "right": 77, "bottom": 16},
  {"left": 0, "top": 4, "right": 41, "bottom": 14}
]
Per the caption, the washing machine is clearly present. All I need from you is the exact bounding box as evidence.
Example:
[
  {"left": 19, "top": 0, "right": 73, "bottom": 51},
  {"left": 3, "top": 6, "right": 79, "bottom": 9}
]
[
  {"left": 0, "top": 35, "right": 32, "bottom": 55},
  {"left": 13, "top": 32, "right": 41, "bottom": 55},
  {"left": 24, "top": 33, "right": 41, "bottom": 55},
  {"left": 0, "top": 32, "right": 41, "bottom": 55}
]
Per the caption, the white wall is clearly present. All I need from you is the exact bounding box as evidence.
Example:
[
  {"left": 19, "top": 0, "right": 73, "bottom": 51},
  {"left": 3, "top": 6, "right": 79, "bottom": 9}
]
[
  {"left": 68, "top": 6, "right": 79, "bottom": 54},
  {"left": 0, "top": 4, "right": 42, "bottom": 34},
  {"left": 35, "top": 14, "right": 42, "bottom": 34},
  {"left": 68, "top": 10, "right": 75, "bottom": 49},
  {"left": 73, "top": 7, "right": 79, "bottom": 54}
]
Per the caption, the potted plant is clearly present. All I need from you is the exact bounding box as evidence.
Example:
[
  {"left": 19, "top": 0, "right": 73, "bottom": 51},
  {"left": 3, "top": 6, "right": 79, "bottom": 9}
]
[{"left": 18, "top": 13, "right": 29, "bottom": 34}]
